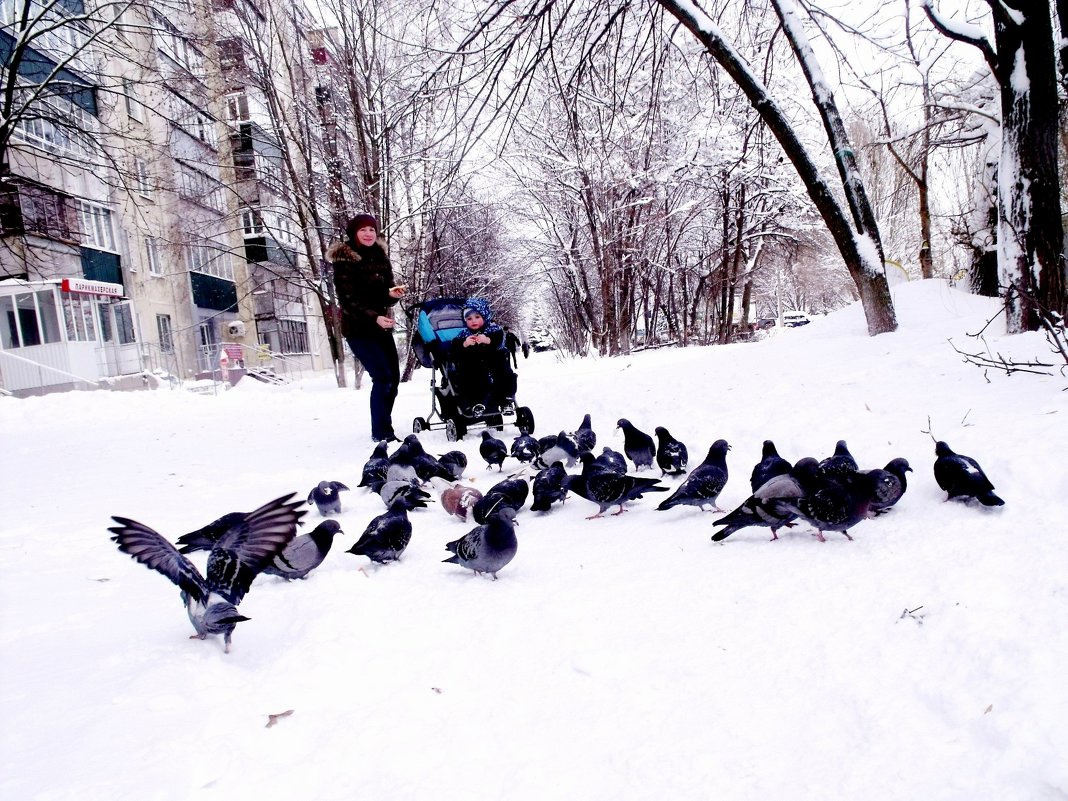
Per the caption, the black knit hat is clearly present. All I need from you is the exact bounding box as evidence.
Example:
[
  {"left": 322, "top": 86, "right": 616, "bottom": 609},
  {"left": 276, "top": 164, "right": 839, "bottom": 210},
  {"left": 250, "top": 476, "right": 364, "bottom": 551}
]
[{"left": 346, "top": 214, "right": 379, "bottom": 240}]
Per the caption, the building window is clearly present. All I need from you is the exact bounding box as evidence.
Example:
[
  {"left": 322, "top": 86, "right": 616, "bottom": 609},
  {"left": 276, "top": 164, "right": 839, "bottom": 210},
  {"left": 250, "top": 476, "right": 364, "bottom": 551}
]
[
  {"left": 0, "top": 184, "right": 78, "bottom": 241},
  {"left": 218, "top": 38, "right": 245, "bottom": 70},
  {"left": 62, "top": 293, "right": 98, "bottom": 342},
  {"left": 146, "top": 237, "right": 162, "bottom": 275},
  {"left": 0, "top": 291, "right": 63, "bottom": 349},
  {"left": 225, "top": 91, "right": 250, "bottom": 122},
  {"left": 278, "top": 318, "right": 309, "bottom": 354},
  {"left": 156, "top": 314, "right": 173, "bottom": 353},
  {"left": 114, "top": 303, "right": 136, "bottom": 344},
  {"left": 11, "top": 94, "right": 96, "bottom": 157},
  {"left": 240, "top": 207, "right": 263, "bottom": 236},
  {"left": 152, "top": 13, "right": 204, "bottom": 76},
  {"left": 186, "top": 242, "right": 234, "bottom": 281},
  {"left": 132, "top": 158, "right": 152, "bottom": 195},
  {"left": 124, "top": 79, "right": 144, "bottom": 122},
  {"left": 177, "top": 163, "right": 225, "bottom": 212},
  {"left": 77, "top": 201, "right": 116, "bottom": 251}
]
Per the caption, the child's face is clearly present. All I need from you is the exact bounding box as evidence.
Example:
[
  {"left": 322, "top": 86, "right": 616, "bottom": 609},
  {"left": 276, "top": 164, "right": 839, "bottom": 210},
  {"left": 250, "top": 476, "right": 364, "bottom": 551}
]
[{"left": 465, "top": 312, "right": 485, "bottom": 331}]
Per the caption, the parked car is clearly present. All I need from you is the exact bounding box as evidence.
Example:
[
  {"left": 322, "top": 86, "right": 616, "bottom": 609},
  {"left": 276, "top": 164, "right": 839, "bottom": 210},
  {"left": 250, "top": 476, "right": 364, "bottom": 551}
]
[{"left": 782, "top": 311, "right": 811, "bottom": 327}]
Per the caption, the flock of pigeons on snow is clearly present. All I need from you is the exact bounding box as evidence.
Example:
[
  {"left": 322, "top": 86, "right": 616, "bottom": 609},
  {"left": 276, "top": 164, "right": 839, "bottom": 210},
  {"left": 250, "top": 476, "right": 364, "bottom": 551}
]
[{"left": 108, "top": 414, "right": 1004, "bottom": 652}]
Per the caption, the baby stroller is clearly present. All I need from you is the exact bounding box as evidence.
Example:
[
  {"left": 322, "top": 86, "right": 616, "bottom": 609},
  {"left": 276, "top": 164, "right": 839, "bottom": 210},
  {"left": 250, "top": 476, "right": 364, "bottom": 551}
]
[{"left": 410, "top": 297, "right": 535, "bottom": 441}]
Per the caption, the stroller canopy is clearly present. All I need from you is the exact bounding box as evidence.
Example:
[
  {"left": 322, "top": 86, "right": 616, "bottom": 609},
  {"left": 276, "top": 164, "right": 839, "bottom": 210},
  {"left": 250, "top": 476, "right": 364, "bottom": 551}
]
[{"left": 412, "top": 297, "right": 468, "bottom": 368}]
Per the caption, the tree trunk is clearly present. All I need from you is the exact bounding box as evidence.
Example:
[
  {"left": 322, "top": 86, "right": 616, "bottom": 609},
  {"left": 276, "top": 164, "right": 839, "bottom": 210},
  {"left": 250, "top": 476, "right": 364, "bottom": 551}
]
[
  {"left": 926, "top": 0, "right": 1067, "bottom": 331},
  {"left": 994, "top": 2, "right": 1066, "bottom": 330}
]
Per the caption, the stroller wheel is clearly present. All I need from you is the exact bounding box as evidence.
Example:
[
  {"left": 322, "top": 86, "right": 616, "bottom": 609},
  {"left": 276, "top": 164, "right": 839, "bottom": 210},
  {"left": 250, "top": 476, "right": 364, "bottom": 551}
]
[
  {"left": 516, "top": 406, "right": 535, "bottom": 435},
  {"left": 413, "top": 417, "right": 429, "bottom": 434},
  {"left": 445, "top": 418, "right": 464, "bottom": 442}
]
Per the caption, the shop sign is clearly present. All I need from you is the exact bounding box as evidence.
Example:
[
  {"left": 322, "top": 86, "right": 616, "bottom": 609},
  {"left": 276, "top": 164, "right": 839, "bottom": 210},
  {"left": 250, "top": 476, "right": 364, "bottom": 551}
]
[{"left": 61, "top": 278, "right": 124, "bottom": 297}]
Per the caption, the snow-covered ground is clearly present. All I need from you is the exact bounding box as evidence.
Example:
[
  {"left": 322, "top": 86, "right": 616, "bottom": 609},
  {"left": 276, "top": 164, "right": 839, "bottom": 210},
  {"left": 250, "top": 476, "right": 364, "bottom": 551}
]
[{"left": 2, "top": 279, "right": 1066, "bottom": 801}]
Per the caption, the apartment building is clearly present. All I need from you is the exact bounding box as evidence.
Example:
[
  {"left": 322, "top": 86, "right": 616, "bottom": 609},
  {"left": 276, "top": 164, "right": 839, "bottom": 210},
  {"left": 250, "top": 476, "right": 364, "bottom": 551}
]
[{"left": 0, "top": 0, "right": 339, "bottom": 396}]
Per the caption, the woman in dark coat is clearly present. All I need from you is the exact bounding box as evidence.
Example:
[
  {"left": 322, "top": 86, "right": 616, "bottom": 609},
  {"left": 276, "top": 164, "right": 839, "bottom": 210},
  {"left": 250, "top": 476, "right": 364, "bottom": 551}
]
[{"left": 327, "top": 214, "right": 406, "bottom": 442}]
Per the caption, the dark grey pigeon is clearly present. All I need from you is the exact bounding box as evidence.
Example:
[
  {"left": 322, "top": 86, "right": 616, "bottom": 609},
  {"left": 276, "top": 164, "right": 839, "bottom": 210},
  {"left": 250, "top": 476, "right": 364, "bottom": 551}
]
[
  {"left": 817, "top": 440, "right": 858, "bottom": 481},
  {"left": 378, "top": 478, "right": 430, "bottom": 511},
  {"left": 536, "top": 431, "right": 580, "bottom": 469},
  {"left": 616, "top": 418, "right": 655, "bottom": 471},
  {"left": 438, "top": 450, "right": 468, "bottom": 481},
  {"left": 175, "top": 510, "right": 252, "bottom": 554},
  {"left": 108, "top": 493, "right": 306, "bottom": 652},
  {"left": 654, "top": 426, "right": 689, "bottom": 476},
  {"left": 443, "top": 506, "right": 519, "bottom": 579},
  {"left": 358, "top": 441, "right": 390, "bottom": 491},
  {"left": 262, "top": 519, "right": 343, "bottom": 580},
  {"left": 776, "top": 461, "right": 878, "bottom": 541},
  {"left": 531, "top": 461, "right": 568, "bottom": 512},
  {"left": 473, "top": 477, "right": 529, "bottom": 523},
  {"left": 933, "top": 441, "right": 1004, "bottom": 506},
  {"left": 566, "top": 459, "right": 668, "bottom": 518},
  {"left": 347, "top": 501, "right": 412, "bottom": 564},
  {"left": 510, "top": 433, "right": 540, "bottom": 464},
  {"left": 711, "top": 458, "right": 812, "bottom": 541},
  {"left": 864, "top": 457, "right": 912, "bottom": 515},
  {"left": 307, "top": 480, "right": 349, "bottom": 516},
  {"left": 480, "top": 430, "right": 508, "bottom": 471},
  {"left": 657, "top": 439, "right": 731, "bottom": 512},
  {"left": 385, "top": 440, "right": 419, "bottom": 484},
  {"left": 750, "top": 440, "right": 792, "bottom": 493},
  {"left": 400, "top": 434, "right": 455, "bottom": 483},
  {"left": 574, "top": 414, "right": 596, "bottom": 455},
  {"left": 593, "top": 447, "right": 628, "bottom": 475}
]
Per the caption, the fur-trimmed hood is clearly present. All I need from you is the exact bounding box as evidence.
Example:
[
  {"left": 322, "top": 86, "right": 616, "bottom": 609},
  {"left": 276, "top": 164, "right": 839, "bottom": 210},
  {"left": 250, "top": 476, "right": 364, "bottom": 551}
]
[{"left": 325, "top": 241, "right": 360, "bottom": 264}]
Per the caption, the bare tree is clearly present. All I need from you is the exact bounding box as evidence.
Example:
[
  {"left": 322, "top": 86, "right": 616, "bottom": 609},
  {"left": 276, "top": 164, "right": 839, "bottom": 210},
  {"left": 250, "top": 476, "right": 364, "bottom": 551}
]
[
  {"left": 655, "top": 0, "right": 897, "bottom": 335},
  {"left": 924, "top": 0, "right": 1067, "bottom": 332}
]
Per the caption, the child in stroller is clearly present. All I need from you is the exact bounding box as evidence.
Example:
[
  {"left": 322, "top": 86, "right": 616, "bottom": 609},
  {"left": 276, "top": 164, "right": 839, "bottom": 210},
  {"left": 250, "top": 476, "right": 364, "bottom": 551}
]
[
  {"left": 449, "top": 298, "right": 517, "bottom": 416},
  {"left": 411, "top": 296, "right": 533, "bottom": 440}
]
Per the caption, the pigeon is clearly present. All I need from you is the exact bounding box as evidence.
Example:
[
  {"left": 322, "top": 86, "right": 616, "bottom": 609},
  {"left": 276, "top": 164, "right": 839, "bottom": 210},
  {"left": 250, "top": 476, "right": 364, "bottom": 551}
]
[
  {"left": 530, "top": 461, "right": 568, "bottom": 512},
  {"left": 574, "top": 413, "right": 596, "bottom": 455},
  {"left": 933, "top": 441, "right": 1004, "bottom": 506},
  {"left": 108, "top": 493, "right": 306, "bottom": 652},
  {"left": 347, "top": 501, "right": 412, "bottom": 564},
  {"left": 776, "top": 462, "right": 878, "bottom": 541},
  {"left": 440, "top": 483, "right": 484, "bottom": 522},
  {"left": 566, "top": 458, "right": 668, "bottom": 518},
  {"left": 817, "top": 440, "right": 858, "bottom": 480},
  {"left": 438, "top": 450, "right": 468, "bottom": 481},
  {"left": 443, "top": 506, "right": 519, "bottom": 579},
  {"left": 616, "top": 418, "right": 655, "bottom": 471},
  {"left": 657, "top": 439, "right": 731, "bottom": 512},
  {"left": 400, "top": 434, "right": 456, "bottom": 483},
  {"left": 385, "top": 440, "right": 419, "bottom": 484},
  {"left": 510, "top": 433, "right": 540, "bottom": 464},
  {"left": 358, "top": 441, "right": 390, "bottom": 491},
  {"left": 536, "top": 430, "right": 579, "bottom": 469},
  {"left": 307, "top": 481, "right": 349, "bottom": 516},
  {"left": 593, "top": 447, "right": 628, "bottom": 475},
  {"left": 379, "top": 478, "right": 430, "bottom": 511},
  {"left": 262, "top": 519, "right": 343, "bottom": 580},
  {"left": 175, "top": 510, "right": 253, "bottom": 554},
  {"left": 711, "top": 459, "right": 812, "bottom": 541},
  {"left": 864, "top": 457, "right": 912, "bottom": 515},
  {"left": 473, "top": 476, "right": 529, "bottom": 523},
  {"left": 750, "top": 440, "right": 792, "bottom": 493},
  {"left": 654, "top": 426, "right": 689, "bottom": 476},
  {"left": 480, "top": 430, "right": 508, "bottom": 471}
]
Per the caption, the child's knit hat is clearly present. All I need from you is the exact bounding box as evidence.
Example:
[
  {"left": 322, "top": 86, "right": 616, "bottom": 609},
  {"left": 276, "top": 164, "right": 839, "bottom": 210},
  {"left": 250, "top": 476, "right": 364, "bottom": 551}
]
[{"left": 462, "top": 297, "right": 492, "bottom": 323}]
